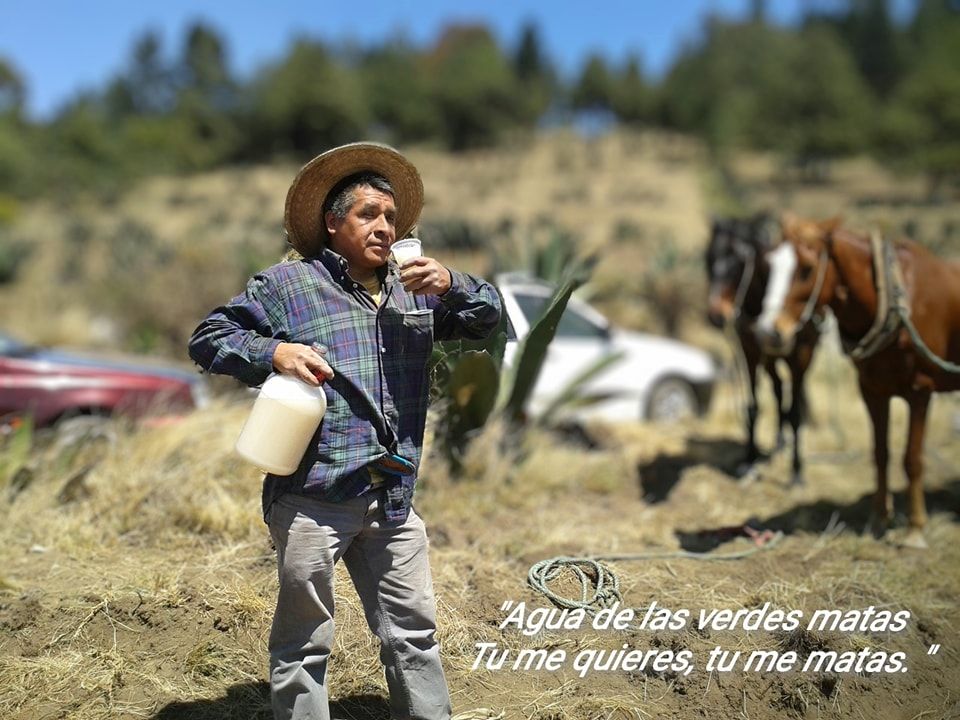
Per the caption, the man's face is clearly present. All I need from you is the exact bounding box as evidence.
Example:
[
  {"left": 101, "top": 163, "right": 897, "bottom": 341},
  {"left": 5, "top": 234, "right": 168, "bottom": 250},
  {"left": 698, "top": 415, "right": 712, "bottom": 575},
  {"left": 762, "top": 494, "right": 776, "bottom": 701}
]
[{"left": 325, "top": 185, "right": 397, "bottom": 274}]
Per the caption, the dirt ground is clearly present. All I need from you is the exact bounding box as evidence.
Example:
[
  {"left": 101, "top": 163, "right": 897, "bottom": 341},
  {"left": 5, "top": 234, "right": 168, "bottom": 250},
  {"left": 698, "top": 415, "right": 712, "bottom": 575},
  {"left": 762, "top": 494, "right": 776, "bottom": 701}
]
[{"left": 1, "top": 337, "right": 959, "bottom": 720}]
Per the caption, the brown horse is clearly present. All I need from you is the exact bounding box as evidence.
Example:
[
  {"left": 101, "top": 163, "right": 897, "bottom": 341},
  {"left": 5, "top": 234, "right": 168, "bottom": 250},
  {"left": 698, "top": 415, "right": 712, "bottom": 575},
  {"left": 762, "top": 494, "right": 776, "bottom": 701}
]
[
  {"left": 756, "top": 215, "right": 960, "bottom": 548},
  {"left": 705, "top": 214, "right": 821, "bottom": 484}
]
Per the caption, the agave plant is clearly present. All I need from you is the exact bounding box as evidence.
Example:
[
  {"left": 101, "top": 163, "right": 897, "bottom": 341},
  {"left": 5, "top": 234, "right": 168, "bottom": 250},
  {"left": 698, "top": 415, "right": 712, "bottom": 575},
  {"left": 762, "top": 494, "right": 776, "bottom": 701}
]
[
  {"left": 0, "top": 414, "right": 33, "bottom": 498},
  {"left": 431, "top": 262, "right": 620, "bottom": 469},
  {"left": 494, "top": 270, "right": 583, "bottom": 424}
]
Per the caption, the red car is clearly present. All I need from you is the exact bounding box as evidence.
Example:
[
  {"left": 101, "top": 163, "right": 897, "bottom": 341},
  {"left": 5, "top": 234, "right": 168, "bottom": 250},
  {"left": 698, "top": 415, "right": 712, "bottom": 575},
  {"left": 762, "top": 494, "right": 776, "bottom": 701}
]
[{"left": 0, "top": 332, "right": 209, "bottom": 429}]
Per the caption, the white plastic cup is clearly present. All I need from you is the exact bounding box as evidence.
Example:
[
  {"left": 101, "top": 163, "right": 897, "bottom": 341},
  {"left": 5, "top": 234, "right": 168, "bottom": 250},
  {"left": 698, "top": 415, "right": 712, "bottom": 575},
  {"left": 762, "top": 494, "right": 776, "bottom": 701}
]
[
  {"left": 391, "top": 238, "right": 422, "bottom": 266},
  {"left": 235, "top": 373, "right": 327, "bottom": 475}
]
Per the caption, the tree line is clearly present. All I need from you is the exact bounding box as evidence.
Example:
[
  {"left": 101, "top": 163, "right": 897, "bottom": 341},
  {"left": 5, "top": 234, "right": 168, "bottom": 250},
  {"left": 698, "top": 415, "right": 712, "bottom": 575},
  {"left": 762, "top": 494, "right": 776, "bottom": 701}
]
[{"left": 0, "top": 0, "right": 957, "bottom": 198}]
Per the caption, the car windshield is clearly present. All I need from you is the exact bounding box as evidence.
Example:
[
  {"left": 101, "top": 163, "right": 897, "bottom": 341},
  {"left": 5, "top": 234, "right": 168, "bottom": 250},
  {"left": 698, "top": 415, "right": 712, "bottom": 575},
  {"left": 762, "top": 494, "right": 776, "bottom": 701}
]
[{"left": 514, "top": 293, "right": 609, "bottom": 339}]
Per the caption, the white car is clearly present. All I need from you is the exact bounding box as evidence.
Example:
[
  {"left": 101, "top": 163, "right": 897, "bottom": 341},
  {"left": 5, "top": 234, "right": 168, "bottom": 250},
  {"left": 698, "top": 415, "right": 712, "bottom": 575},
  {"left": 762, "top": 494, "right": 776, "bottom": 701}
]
[{"left": 498, "top": 275, "right": 716, "bottom": 423}]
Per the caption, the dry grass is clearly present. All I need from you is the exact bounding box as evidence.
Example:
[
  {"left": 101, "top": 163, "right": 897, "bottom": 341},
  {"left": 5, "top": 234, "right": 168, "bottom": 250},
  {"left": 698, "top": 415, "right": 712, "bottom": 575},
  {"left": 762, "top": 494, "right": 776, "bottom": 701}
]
[
  {"left": 2, "top": 131, "right": 959, "bottom": 719},
  {"left": 2, "top": 363, "right": 958, "bottom": 719}
]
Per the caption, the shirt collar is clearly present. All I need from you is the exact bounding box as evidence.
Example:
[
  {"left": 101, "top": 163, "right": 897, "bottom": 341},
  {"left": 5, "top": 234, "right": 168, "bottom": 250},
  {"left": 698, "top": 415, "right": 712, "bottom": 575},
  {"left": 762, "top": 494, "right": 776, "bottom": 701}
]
[
  {"left": 317, "top": 247, "right": 400, "bottom": 291},
  {"left": 317, "top": 247, "right": 351, "bottom": 283}
]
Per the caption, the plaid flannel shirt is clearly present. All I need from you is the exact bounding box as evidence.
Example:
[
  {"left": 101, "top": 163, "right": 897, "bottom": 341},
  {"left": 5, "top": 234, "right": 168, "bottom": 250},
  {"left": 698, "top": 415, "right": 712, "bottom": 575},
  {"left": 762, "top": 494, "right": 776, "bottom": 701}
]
[{"left": 188, "top": 248, "right": 501, "bottom": 523}]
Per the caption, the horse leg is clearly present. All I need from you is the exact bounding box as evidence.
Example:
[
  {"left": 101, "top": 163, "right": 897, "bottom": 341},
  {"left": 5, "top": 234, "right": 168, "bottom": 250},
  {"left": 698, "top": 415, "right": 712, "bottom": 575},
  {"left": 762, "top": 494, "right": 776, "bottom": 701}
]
[
  {"left": 765, "top": 359, "right": 787, "bottom": 452},
  {"left": 787, "top": 363, "right": 808, "bottom": 487},
  {"left": 902, "top": 392, "right": 931, "bottom": 549},
  {"left": 861, "top": 391, "right": 891, "bottom": 538},
  {"left": 787, "top": 339, "right": 817, "bottom": 487},
  {"left": 736, "top": 341, "right": 761, "bottom": 479}
]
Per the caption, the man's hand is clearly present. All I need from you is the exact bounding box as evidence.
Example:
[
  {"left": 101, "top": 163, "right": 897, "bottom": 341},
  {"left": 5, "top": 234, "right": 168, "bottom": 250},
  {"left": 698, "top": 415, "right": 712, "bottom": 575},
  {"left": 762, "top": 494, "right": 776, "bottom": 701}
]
[
  {"left": 272, "top": 342, "right": 334, "bottom": 386},
  {"left": 399, "top": 257, "right": 452, "bottom": 296}
]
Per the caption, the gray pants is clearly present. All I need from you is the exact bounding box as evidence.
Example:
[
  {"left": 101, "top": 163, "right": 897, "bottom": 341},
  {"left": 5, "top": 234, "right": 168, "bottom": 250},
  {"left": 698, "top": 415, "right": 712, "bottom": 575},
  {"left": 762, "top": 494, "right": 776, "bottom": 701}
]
[{"left": 267, "top": 491, "right": 452, "bottom": 720}]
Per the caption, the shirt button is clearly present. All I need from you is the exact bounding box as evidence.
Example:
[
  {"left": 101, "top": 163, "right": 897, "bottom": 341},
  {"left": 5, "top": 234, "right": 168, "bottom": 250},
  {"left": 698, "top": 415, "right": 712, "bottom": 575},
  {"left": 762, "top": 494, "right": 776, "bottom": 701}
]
[{"left": 381, "top": 347, "right": 386, "bottom": 353}]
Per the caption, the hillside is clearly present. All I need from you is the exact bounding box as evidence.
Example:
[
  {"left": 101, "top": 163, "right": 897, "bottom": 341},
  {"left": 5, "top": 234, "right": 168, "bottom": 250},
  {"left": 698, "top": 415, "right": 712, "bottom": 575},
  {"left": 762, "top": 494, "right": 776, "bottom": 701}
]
[{"left": 3, "top": 129, "right": 955, "bottom": 356}]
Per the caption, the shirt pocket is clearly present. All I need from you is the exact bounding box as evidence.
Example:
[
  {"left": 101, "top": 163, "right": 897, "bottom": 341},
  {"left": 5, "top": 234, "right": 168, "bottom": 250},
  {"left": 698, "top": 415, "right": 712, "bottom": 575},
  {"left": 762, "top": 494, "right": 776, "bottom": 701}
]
[{"left": 401, "top": 309, "right": 434, "bottom": 354}]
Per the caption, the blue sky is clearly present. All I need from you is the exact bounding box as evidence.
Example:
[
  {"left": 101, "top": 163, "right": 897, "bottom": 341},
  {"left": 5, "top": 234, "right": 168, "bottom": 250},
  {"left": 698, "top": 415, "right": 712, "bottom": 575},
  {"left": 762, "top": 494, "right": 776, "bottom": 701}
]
[{"left": 0, "top": 0, "right": 910, "bottom": 119}]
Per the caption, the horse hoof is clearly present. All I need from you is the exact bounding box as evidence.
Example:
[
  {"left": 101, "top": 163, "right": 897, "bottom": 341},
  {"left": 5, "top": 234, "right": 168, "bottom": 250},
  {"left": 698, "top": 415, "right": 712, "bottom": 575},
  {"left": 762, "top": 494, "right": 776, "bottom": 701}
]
[
  {"left": 865, "top": 518, "right": 888, "bottom": 540},
  {"left": 901, "top": 529, "right": 928, "bottom": 550},
  {"left": 735, "top": 463, "right": 759, "bottom": 484}
]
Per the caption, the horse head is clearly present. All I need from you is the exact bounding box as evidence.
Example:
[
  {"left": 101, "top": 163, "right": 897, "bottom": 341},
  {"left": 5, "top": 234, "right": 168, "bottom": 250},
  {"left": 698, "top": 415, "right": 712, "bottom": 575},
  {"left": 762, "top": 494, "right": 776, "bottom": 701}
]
[
  {"left": 705, "top": 213, "right": 778, "bottom": 328},
  {"left": 755, "top": 214, "right": 841, "bottom": 355}
]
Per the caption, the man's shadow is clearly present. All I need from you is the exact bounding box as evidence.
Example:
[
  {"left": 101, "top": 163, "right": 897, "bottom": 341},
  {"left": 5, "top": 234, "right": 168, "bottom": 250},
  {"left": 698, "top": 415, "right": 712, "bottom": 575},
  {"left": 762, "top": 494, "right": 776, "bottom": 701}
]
[{"left": 153, "top": 682, "right": 391, "bottom": 720}]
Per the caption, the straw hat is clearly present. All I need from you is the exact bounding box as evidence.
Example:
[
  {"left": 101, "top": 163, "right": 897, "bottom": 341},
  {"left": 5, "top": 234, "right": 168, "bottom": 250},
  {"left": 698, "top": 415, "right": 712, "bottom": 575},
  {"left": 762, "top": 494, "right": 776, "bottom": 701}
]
[{"left": 283, "top": 142, "right": 424, "bottom": 257}]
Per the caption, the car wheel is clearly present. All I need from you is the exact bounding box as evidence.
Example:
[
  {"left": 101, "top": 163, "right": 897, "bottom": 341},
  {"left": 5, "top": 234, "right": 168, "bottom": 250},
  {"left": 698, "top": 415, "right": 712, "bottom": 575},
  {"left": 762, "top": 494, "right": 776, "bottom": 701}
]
[{"left": 645, "top": 377, "right": 699, "bottom": 423}]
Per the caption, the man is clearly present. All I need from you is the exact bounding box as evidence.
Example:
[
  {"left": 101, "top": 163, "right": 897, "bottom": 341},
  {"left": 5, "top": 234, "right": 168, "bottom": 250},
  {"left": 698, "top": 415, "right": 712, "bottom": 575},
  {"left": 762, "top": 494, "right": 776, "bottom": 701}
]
[{"left": 188, "top": 142, "right": 501, "bottom": 720}]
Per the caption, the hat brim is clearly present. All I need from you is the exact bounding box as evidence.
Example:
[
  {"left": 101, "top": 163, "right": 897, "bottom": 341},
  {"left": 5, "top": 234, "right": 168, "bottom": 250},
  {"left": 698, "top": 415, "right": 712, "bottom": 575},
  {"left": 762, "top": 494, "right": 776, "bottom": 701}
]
[{"left": 284, "top": 142, "right": 424, "bottom": 257}]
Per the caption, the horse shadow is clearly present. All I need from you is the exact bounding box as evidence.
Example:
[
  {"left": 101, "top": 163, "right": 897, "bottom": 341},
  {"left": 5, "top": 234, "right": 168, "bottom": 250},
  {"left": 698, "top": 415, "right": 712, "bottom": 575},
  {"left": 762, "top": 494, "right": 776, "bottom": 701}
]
[
  {"left": 152, "top": 682, "right": 391, "bottom": 720},
  {"left": 674, "top": 479, "right": 960, "bottom": 552},
  {"left": 637, "top": 436, "right": 761, "bottom": 504}
]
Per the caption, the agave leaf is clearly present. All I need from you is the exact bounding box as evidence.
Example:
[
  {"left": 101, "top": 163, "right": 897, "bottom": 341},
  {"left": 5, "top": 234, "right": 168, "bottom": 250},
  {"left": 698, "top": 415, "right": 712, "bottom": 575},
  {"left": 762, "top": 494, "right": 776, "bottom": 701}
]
[
  {"left": 496, "top": 270, "right": 583, "bottom": 422},
  {"left": 1, "top": 414, "right": 34, "bottom": 491},
  {"left": 448, "top": 351, "right": 499, "bottom": 430},
  {"left": 436, "top": 350, "right": 499, "bottom": 468},
  {"left": 538, "top": 350, "right": 626, "bottom": 426}
]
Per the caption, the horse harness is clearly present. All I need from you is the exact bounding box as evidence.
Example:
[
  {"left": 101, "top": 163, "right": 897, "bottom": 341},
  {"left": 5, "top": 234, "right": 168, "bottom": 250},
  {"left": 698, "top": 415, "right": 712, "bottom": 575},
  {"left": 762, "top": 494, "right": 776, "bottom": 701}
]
[
  {"left": 833, "top": 232, "right": 960, "bottom": 373},
  {"left": 842, "top": 231, "right": 910, "bottom": 362}
]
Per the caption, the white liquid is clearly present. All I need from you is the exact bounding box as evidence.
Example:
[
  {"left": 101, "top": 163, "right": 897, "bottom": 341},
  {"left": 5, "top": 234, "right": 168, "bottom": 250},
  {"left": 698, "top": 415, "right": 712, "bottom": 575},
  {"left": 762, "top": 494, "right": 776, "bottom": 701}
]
[
  {"left": 391, "top": 240, "right": 422, "bottom": 266},
  {"left": 235, "top": 395, "right": 325, "bottom": 475}
]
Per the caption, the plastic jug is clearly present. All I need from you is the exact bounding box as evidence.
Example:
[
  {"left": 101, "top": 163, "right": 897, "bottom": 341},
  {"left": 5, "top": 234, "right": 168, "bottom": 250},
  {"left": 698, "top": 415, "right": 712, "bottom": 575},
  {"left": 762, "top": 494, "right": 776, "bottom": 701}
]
[{"left": 235, "top": 373, "right": 327, "bottom": 475}]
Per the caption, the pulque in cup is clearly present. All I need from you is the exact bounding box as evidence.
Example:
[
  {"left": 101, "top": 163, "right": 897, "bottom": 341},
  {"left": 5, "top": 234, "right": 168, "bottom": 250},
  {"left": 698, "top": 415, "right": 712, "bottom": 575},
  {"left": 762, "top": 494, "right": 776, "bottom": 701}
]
[{"left": 391, "top": 238, "right": 422, "bottom": 266}]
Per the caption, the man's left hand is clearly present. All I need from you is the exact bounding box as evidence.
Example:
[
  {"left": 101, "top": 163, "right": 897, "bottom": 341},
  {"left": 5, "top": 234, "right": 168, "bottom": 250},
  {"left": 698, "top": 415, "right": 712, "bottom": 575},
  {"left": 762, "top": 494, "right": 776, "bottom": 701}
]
[{"left": 399, "top": 257, "right": 452, "bottom": 296}]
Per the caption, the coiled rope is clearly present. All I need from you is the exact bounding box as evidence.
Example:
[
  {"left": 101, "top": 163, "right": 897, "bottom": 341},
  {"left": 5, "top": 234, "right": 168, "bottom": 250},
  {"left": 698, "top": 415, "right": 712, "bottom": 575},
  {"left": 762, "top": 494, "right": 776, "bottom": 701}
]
[
  {"left": 527, "top": 557, "right": 623, "bottom": 611},
  {"left": 527, "top": 532, "right": 784, "bottom": 614}
]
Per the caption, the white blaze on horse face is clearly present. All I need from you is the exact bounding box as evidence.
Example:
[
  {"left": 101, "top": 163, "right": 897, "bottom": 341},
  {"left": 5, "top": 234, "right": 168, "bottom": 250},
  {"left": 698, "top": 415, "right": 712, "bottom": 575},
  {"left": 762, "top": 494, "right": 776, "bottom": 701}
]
[{"left": 757, "top": 243, "right": 798, "bottom": 334}]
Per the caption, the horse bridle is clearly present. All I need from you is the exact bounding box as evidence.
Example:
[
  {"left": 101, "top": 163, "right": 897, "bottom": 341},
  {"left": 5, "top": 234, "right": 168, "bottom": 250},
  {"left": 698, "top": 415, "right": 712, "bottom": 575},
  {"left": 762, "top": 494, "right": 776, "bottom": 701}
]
[
  {"left": 731, "top": 245, "right": 756, "bottom": 321},
  {"left": 772, "top": 245, "right": 829, "bottom": 354},
  {"left": 798, "top": 247, "right": 829, "bottom": 328},
  {"left": 732, "top": 218, "right": 781, "bottom": 323}
]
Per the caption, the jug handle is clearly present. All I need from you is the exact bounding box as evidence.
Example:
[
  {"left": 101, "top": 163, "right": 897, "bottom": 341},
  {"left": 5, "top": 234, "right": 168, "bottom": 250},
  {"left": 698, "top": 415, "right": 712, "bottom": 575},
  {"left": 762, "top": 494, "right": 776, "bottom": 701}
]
[{"left": 311, "top": 343, "right": 329, "bottom": 384}]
